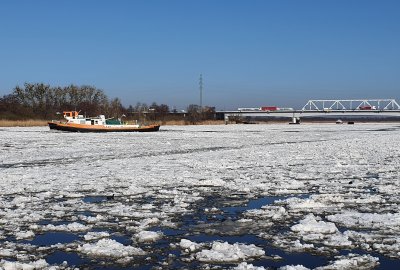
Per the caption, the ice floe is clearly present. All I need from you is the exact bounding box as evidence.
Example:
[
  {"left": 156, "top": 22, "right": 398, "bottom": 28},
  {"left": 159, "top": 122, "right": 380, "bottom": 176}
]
[
  {"left": 245, "top": 206, "right": 288, "bottom": 221},
  {"left": 278, "top": 265, "right": 310, "bottom": 270},
  {"left": 234, "top": 262, "right": 267, "bottom": 269},
  {"left": 15, "top": 230, "right": 35, "bottom": 240},
  {"left": 83, "top": 231, "right": 110, "bottom": 241},
  {"left": 326, "top": 211, "right": 400, "bottom": 231},
  {"left": 315, "top": 253, "right": 379, "bottom": 269},
  {"left": 0, "top": 259, "right": 48, "bottom": 270},
  {"left": 77, "top": 239, "right": 145, "bottom": 258},
  {"left": 196, "top": 241, "right": 265, "bottom": 262},
  {"left": 179, "top": 239, "right": 203, "bottom": 252},
  {"left": 42, "top": 222, "right": 91, "bottom": 232},
  {"left": 134, "top": 230, "right": 163, "bottom": 243},
  {"left": 291, "top": 214, "right": 338, "bottom": 234}
]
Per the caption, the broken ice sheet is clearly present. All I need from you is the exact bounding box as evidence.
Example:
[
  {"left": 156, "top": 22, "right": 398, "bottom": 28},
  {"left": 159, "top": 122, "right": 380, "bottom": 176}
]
[{"left": 1, "top": 124, "right": 400, "bottom": 268}]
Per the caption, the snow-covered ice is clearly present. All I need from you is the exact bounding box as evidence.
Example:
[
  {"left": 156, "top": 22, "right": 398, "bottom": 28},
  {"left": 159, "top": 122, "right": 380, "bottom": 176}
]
[
  {"left": 326, "top": 211, "right": 400, "bottom": 231},
  {"left": 234, "top": 262, "right": 267, "bottom": 269},
  {"left": 195, "top": 241, "right": 265, "bottom": 262},
  {"left": 278, "top": 265, "right": 310, "bottom": 270},
  {"left": 134, "top": 230, "right": 163, "bottom": 243},
  {"left": 42, "top": 222, "right": 91, "bottom": 232},
  {"left": 315, "top": 253, "right": 379, "bottom": 269},
  {"left": 291, "top": 214, "right": 338, "bottom": 234},
  {"left": 83, "top": 231, "right": 110, "bottom": 241},
  {"left": 179, "top": 239, "right": 203, "bottom": 252},
  {"left": 0, "top": 259, "right": 49, "bottom": 270},
  {"left": 1, "top": 123, "right": 399, "bottom": 268},
  {"left": 77, "top": 239, "right": 145, "bottom": 258}
]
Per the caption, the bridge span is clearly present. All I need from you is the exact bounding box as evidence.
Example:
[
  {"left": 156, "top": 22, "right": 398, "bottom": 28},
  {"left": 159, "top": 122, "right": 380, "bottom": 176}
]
[{"left": 218, "top": 99, "right": 400, "bottom": 123}]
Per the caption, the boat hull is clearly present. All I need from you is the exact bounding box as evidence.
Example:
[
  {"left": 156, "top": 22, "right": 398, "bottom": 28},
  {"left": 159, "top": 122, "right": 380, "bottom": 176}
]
[{"left": 48, "top": 122, "right": 160, "bottom": 132}]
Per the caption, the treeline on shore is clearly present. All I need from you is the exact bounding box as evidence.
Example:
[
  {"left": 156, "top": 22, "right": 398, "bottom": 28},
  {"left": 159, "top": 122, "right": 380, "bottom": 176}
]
[{"left": 0, "top": 83, "right": 216, "bottom": 124}]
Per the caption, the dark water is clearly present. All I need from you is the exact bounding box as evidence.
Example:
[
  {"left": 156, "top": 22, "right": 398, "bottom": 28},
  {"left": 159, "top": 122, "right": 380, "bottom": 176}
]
[
  {"left": 30, "top": 232, "right": 80, "bottom": 246},
  {"left": 7, "top": 194, "right": 398, "bottom": 269},
  {"left": 82, "top": 195, "right": 109, "bottom": 203},
  {"left": 46, "top": 251, "right": 87, "bottom": 266}
]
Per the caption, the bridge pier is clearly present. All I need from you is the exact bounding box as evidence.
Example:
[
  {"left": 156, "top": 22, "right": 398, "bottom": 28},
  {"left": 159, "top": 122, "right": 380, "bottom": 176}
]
[
  {"left": 289, "top": 112, "right": 300, "bottom": 124},
  {"left": 290, "top": 116, "right": 301, "bottom": 124}
]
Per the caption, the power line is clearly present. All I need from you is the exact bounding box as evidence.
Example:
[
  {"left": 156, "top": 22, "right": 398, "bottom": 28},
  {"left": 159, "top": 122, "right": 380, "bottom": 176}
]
[{"left": 199, "top": 74, "right": 203, "bottom": 110}]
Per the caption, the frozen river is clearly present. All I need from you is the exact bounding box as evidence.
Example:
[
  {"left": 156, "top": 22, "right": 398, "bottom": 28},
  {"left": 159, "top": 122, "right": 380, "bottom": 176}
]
[{"left": 0, "top": 123, "right": 400, "bottom": 269}]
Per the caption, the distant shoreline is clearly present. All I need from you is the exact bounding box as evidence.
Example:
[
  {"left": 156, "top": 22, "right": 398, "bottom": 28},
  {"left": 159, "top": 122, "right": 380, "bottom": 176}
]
[
  {"left": 0, "top": 119, "right": 49, "bottom": 127},
  {"left": 1, "top": 119, "right": 399, "bottom": 127},
  {"left": 0, "top": 119, "right": 225, "bottom": 127}
]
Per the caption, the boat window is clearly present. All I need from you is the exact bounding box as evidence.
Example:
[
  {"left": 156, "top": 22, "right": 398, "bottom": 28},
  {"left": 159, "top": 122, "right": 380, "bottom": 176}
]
[
  {"left": 95, "top": 121, "right": 98, "bottom": 124},
  {"left": 91, "top": 120, "right": 94, "bottom": 125}
]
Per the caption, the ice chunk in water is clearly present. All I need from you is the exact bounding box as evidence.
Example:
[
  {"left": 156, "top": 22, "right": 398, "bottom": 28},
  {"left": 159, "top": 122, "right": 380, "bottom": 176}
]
[
  {"left": 196, "top": 241, "right": 265, "bottom": 262},
  {"left": 135, "top": 230, "right": 163, "bottom": 243},
  {"left": 291, "top": 214, "right": 338, "bottom": 234},
  {"left": 78, "top": 239, "right": 146, "bottom": 258}
]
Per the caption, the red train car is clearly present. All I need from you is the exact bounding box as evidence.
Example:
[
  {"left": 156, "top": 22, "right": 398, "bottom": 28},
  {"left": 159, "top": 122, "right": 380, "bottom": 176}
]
[{"left": 261, "top": 106, "right": 278, "bottom": 111}]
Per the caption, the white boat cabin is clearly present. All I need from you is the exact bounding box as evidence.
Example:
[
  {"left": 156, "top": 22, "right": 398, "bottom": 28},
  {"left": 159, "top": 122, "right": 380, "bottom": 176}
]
[
  {"left": 63, "top": 111, "right": 139, "bottom": 127},
  {"left": 63, "top": 111, "right": 106, "bottom": 125}
]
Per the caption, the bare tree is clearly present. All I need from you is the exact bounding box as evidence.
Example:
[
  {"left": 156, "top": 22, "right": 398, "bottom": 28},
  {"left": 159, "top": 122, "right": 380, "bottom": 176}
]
[
  {"left": 186, "top": 104, "right": 201, "bottom": 124},
  {"left": 108, "top": 97, "right": 124, "bottom": 118}
]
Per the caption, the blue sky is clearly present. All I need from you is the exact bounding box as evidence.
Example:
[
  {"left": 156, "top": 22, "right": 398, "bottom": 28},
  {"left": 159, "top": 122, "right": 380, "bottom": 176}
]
[{"left": 0, "top": 0, "right": 399, "bottom": 110}]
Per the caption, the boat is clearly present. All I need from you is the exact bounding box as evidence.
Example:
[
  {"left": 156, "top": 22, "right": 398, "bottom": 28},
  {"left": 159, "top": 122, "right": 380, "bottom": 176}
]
[
  {"left": 336, "top": 119, "right": 343, "bottom": 124},
  {"left": 48, "top": 111, "right": 160, "bottom": 132}
]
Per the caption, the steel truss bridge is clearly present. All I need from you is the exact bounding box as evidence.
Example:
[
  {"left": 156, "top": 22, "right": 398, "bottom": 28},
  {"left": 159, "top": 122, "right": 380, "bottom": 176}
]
[
  {"left": 219, "top": 99, "right": 400, "bottom": 122},
  {"left": 302, "top": 99, "right": 400, "bottom": 111}
]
